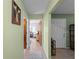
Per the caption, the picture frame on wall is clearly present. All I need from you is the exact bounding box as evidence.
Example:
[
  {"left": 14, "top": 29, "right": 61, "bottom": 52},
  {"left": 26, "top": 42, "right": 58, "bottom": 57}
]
[{"left": 12, "top": 0, "right": 21, "bottom": 25}]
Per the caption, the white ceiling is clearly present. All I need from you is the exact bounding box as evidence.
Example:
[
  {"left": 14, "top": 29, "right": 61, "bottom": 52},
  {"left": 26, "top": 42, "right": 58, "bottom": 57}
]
[
  {"left": 23, "top": 0, "right": 74, "bottom": 15},
  {"left": 24, "top": 0, "right": 49, "bottom": 15},
  {"left": 54, "top": 0, "right": 74, "bottom": 14}
]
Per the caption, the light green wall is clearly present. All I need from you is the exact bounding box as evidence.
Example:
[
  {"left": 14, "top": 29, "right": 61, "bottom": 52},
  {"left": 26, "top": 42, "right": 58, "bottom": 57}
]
[
  {"left": 51, "top": 14, "right": 74, "bottom": 47},
  {"left": 42, "top": 0, "right": 61, "bottom": 59},
  {"left": 42, "top": 13, "right": 51, "bottom": 59},
  {"left": 3, "top": 0, "right": 28, "bottom": 59}
]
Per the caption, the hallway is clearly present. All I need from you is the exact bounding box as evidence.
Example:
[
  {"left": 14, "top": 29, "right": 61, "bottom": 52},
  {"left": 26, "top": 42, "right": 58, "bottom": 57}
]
[{"left": 24, "top": 38, "right": 47, "bottom": 59}]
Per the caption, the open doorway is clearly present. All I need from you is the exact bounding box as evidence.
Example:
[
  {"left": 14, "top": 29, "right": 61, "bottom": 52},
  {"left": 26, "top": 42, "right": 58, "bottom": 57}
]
[{"left": 30, "top": 20, "right": 42, "bottom": 45}]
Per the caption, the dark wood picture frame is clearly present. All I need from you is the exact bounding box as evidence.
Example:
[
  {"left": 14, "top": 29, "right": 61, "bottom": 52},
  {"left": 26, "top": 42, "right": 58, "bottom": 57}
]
[{"left": 12, "top": 0, "right": 21, "bottom": 25}]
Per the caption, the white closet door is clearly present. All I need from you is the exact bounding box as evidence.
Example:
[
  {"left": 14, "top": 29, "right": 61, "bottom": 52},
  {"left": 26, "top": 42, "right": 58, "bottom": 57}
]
[{"left": 52, "top": 18, "right": 66, "bottom": 48}]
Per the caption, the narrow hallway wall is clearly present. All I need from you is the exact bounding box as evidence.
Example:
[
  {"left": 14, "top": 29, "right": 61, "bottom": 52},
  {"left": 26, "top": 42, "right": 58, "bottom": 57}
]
[
  {"left": 42, "top": 13, "right": 51, "bottom": 59},
  {"left": 42, "top": 0, "right": 61, "bottom": 59},
  {"left": 3, "top": 0, "right": 29, "bottom": 59}
]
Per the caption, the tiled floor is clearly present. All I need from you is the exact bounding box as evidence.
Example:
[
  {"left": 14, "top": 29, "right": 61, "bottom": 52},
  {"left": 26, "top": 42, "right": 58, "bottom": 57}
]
[
  {"left": 24, "top": 38, "right": 74, "bottom": 59},
  {"left": 51, "top": 49, "right": 74, "bottom": 59},
  {"left": 24, "top": 38, "right": 47, "bottom": 59}
]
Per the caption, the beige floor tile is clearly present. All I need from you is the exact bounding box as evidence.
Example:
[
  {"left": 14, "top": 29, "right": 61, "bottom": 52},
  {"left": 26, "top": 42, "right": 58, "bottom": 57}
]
[
  {"left": 51, "top": 49, "right": 74, "bottom": 59},
  {"left": 24, "top": 38, "right": 47, "bottom": 59}
]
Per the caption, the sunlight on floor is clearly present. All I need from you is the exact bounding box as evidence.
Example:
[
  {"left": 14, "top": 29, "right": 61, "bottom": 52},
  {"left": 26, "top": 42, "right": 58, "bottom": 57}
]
[{"left": 24, "top": 38, "right": 47, "bottom": 59}]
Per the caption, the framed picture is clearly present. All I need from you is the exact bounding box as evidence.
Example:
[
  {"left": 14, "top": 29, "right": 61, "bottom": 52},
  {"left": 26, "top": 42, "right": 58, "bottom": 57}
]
[{"left": 12, "top": 0, "right": 21, "bottom": 25}]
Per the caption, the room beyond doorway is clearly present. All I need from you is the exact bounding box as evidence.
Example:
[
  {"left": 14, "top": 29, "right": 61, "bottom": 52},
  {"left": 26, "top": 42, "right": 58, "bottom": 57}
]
[{"left": 30, "top": 20, "right": 42, "bottom": 45}]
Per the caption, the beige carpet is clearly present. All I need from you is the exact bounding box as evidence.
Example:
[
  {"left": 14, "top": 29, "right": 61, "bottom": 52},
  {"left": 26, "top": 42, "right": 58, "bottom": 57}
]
[{"left": 51, "top": 49, "right": 74, "bottom": 59}]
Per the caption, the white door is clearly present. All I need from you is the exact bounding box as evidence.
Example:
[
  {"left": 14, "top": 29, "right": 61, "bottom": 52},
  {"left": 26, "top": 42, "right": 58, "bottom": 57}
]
[{"left": 52, "top": 18, "right": 66, "bottom": 48}]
